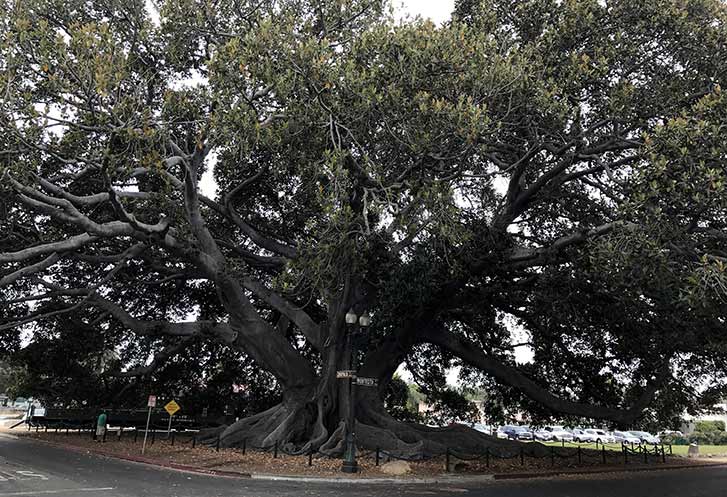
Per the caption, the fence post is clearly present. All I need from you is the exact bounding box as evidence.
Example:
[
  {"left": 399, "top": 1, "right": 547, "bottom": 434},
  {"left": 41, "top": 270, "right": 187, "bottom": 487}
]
[
  {"left": 171, "top": 430, "right": 175, "bottom": 446},
  {"left": 151, "top": 429, "right": 155, "bottom": 445},
  {"left": 643, "top": 445, "right": 648, "bottom": 464},
  {"left": 308, "top": 449, "right": 313, "bottom": 467},
  {"left": 602, "top": 446, "right": 606, "bottom": 465},
  {"left": 118, "top": 428, "right": 122, "bottom": 441},
  {"left": 375, "top": 447, "right": 380, "bottom": 466},
  {"left": 216, "top": 434, "right": 220, "bottom": 452},
  {"left": 623, "top": 445, "right": 628, "bottom": 465},
  {"left": 577, "top": 446, "right": 581, "bottom": 465},
  {"left": 66, "top": 427, "right": 69, "bottom": 435},
  {"left": 134, "top": 429, "right": 139, "bottom": 443},
  {"left": 242, "top": 438, "right": 246, "bottom": 455},
  {"left": 45, "top": 426, "right": 48, "bottom": 433},
  {"left": 550, "top": 446, "right": 555, "bottom": 467},
  {"left": 520, "top": 447, "right": 524, "bottom": 466},
  {"left": 102, "top": 428, "right": 107, "bottom": 443},
  {"left": 669, "top": 444, "right": 672, "bottom": 456},
  {"left": 485, "top": 447, "right": 490, "bottom": 468},
  {"left": 661, "top": 446, "right": 666, "bottom": 463},
  {"left": 274, "top": 440, "right": 278, "bottom": 459},
  {"left": 35, "top": 425, "right": 39, "bottom": 433},
  {"left": 445, "top": 448, "right": 450, "bottom": 472},
  {"left": 561, "top": 438, "right": 565, "bottom": 448},
  {"left": 192, "top": 435, "right": 196, "bottom": 449}
]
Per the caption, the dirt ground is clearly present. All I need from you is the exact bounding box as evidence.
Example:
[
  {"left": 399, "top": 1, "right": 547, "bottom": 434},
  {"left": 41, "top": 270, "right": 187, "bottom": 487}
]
[{"left": 4, "top": 427, "right": 711, "bottom": 479}]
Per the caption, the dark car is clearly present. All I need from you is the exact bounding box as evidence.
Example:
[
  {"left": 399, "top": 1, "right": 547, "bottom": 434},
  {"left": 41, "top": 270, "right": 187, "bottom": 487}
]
[{"left": 500, "top": 425, "right": 534, "bottom": 441}]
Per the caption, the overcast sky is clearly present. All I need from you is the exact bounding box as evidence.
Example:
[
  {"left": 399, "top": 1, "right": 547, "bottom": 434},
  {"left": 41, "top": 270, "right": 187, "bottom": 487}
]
[{"left": 395, "top": 0, "right": 455, "bottom": 24}]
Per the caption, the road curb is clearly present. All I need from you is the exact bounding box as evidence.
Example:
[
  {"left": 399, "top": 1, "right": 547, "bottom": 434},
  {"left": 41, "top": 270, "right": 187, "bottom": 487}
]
[
  {"left": 9, "top": 434, "right": 727, "bottom": 484},
  {"left": 491, "top": 461, "right": 727, "bottom": 480}
]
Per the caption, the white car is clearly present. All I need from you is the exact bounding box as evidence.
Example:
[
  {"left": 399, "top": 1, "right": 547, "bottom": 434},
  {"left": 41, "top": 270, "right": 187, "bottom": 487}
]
[
  {"left": 571, "top": 428, "right": 599, "bottom": 443},
  {"left": 472, "top": 423, "right": 495, "bottom": 436},
  {"left": 613, "top": 430, "right": 642, "bottom": 445},
  {"left": 544, "top": 426, "right": 575, "bottom": 442},
  {"left": 584, "top": 428, "right": 616, "bottom": 444},
  {"left": 629, "top": 430, "right": 660, "bottom": 445}
]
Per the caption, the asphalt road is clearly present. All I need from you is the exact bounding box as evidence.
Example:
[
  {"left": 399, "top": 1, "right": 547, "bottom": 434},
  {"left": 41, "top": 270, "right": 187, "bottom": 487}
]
[{"left": 0, "top": 433, "right": 725, "bottom": 497}]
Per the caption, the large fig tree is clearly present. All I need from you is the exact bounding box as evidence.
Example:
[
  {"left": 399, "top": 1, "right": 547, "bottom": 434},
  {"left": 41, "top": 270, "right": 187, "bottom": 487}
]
[{"left": 2, "top": 0, "right": 727, "bottom": 456}]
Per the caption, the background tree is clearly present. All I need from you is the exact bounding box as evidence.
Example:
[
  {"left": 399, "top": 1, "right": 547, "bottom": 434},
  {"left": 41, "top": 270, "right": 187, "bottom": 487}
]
[{"left": 2, "top": 0, "right": 727, "bottom": 457}]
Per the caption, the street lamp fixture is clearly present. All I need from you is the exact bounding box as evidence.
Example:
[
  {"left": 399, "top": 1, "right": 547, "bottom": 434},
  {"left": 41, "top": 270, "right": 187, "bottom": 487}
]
[{"left": 341, "top": 308, "right": 371, "bottom": 474}]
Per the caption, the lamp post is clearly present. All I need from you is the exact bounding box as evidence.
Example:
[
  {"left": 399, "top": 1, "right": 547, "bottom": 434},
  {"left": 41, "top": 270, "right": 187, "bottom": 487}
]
[{"left": 341, "top": 308, "right": 370, "bottom": 473}]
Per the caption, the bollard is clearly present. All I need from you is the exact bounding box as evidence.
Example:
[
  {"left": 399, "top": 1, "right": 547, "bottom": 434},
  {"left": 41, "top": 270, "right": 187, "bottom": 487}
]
[
  {"left": 550, "top": 446, "right": 555, "bottom": 467},
  {"left": 242, "top": 438, "right": 246, "bottom": 455},
  {"left": 445, "top": 448, "right": 450, "bottom": 472},
  {"left": 308, "top": 449, "right": 313, "bottom": 467},
  {"left": 274, "top": 440, "right": 279, "bottom": 459},
  {"left": 192, "top": 436, "right": 197, "bottom": 449},
  {"left": 485, "top": 446, "right": 490, "bottom": 468},
  {"left": 216, "top": 435, "right": 220, "bottom": 452},
  {"left": 520, "top": 447, "right": 524, "bottom": 466},
  {"left": 577, "top": 446, "right": 581, "bottom": 465},
  {"left": 602, "top": 446, "right": 606, "bottom": 464},
  {"left": 375, "top": 447, "right": 380, "bottom": 466}
]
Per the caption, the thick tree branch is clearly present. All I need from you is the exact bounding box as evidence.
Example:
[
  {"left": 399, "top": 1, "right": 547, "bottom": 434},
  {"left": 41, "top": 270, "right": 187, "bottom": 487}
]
[{"left": 421, "top": 325, "right": 669, "bottom": 425}]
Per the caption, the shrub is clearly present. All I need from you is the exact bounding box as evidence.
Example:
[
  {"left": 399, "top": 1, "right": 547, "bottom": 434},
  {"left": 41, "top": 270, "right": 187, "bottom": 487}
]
[
  {"left": 689, "top": 431, "right": 714, "bottom": 445},
  {"left": 695, "top": 420, "right": 726, "bottom": 433}
]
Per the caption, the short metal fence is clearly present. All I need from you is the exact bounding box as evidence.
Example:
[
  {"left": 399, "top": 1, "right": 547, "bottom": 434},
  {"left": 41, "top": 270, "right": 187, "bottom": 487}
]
[{"left": 26, "top": 423, "right": 673, "bottom": 471}]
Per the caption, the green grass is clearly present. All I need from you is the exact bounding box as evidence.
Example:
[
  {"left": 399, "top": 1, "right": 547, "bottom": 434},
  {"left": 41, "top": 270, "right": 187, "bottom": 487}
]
[
  {"left": 541, "top": 441, "right": 625, "bottom": 452},
  {"left": 667, "top": 444, "right": 727, "bottom": 456},
  {"left": 539, "top": 441, "right": 727, "bottom": 456}
]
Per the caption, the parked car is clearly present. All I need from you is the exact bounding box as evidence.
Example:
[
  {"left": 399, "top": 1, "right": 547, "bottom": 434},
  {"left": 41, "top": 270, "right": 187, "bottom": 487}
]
[
  {"left": 584, "top": 428, "right": 616, "bottom": 444},
  {"left": 613, "top": 430, "right": 642, "bottom": 445},
  {"left": 499, "top": 425, "right": 534, "bottom": 441},
  {"left": 534, "top": 427, "right": 552, "bottom": 441},
  {"left": 496, "top": 426, "right": 510, "bottom": 439},
  {"left": 472, "top": 423, "right": 495, "bottom": 436},
  {"left": 570, "top": 428, "right": 599, "bottom": 443},
  {"left": 540, "top": 426, "right": 575, "bottom": 442},
  {"left": 629, "top": 430, "right": 660, "bottom": 444}
]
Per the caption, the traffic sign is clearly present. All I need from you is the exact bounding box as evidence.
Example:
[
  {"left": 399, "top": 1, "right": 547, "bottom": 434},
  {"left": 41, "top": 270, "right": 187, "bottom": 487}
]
[
  {"left": 336, "top": 370, "right": 356, "bottom": 379},
  {"left": 355, "top": 377, "right": 378, "bottom": 387},
  {"left": 164, "top": 400, "right": 181, "bottom": 416},
  {"left": 147, "top": 395, "right": 157, "bottom": 407}
]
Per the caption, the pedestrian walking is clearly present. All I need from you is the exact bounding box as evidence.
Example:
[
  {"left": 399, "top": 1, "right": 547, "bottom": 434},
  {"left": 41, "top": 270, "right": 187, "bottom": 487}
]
[{"left": 95, "top": 410, "right": 107, "bottom": 442}]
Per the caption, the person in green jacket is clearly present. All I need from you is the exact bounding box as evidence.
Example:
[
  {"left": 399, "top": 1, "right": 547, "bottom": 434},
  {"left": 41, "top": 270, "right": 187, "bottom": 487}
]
[{"left": 95, "top": 410, "right": 107, "bottom": 441}]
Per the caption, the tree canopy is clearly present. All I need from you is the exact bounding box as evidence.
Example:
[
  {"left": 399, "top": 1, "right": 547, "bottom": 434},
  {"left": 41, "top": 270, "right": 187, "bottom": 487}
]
[{"left": 2, "top": 0, "right": 727, "bottom": 455}]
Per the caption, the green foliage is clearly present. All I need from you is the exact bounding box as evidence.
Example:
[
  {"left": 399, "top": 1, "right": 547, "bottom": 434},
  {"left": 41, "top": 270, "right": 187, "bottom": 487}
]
[{"left": 2, "top": 0, "right": 727, "bottom": 432}]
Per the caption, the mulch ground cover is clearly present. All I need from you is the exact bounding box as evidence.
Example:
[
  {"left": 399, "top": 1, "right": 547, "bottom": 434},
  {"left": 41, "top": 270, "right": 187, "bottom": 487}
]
[{"left": 10, "top": 429, "right": 709, "bottom": 479}]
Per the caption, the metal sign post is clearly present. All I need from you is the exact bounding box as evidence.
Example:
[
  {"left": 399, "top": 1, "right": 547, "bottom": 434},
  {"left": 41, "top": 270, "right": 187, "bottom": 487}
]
[
  {"left": 164, "top": 400, "right": 180, "bottom": 438},
  {"left": 141, "top": 395, "right": 156, "bottom": 455}
]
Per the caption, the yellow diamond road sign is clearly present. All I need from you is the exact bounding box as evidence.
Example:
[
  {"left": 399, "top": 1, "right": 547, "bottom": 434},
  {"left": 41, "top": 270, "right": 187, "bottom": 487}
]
[{"left": 164, "top": 400, "right": 180, "bottom": 417}]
